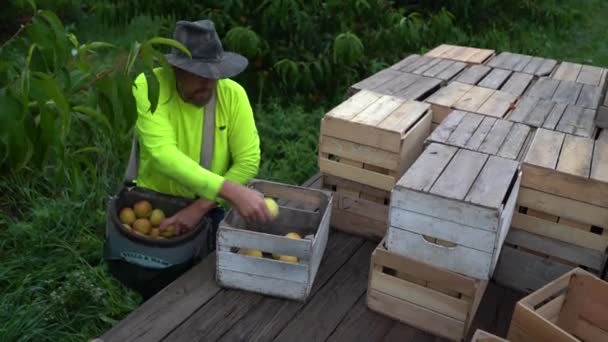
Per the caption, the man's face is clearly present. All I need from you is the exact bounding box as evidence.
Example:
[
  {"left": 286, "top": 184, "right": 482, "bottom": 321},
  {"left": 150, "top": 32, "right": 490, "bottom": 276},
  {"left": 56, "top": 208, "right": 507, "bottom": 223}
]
[{"left": 174, "top": 67, "right": 217, "bottom": 107}]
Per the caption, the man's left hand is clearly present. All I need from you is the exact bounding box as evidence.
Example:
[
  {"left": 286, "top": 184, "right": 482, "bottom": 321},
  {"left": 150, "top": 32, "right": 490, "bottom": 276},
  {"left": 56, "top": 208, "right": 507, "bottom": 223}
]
[{"left": 159, "top": 198, "right": 216, "bottom": 235}]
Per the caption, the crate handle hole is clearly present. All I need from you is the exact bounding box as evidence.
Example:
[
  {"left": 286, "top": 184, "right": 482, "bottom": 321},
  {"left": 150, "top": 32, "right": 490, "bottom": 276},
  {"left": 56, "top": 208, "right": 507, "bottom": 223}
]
[{"left": 421, "top": 235, "right": 457, "bottom": 249}]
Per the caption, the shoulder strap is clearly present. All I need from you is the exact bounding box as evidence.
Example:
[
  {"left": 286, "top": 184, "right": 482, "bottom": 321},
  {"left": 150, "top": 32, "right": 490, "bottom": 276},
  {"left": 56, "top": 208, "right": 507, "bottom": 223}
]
[{"left": 123, "top": 91, "right": 217, "bottom": 184}]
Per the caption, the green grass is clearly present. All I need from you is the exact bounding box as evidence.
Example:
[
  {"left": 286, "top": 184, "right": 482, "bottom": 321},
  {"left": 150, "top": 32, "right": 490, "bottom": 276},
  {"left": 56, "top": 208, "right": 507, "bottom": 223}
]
[{"left": 3, "top": 2, "right": 608, "bottom": 341}]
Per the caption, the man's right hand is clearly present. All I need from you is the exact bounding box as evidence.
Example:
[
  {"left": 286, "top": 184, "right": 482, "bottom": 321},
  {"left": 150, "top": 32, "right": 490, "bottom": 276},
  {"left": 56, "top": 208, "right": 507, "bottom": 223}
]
[{"left": 219, "top": 180, "right": 273, "bottom": 224}]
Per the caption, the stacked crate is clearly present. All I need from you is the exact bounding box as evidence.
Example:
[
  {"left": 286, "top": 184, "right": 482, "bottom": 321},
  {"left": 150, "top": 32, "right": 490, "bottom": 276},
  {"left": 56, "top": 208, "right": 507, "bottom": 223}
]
[
  {"left": 318, "top": 90, "right": 432, "bottom": 240},
  {"left": 494, "top": 128, "right": 608, "bottom": 293}
]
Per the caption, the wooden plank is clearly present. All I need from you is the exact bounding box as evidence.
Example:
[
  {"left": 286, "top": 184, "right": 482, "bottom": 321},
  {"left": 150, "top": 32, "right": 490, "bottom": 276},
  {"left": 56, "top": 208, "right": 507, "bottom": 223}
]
[
  {"left": 217, "top": 232, "right": 365, "bottom": 342},
  {"left": 338, "top": 192, "right": 388, "bottom": 223},
  {"left": 389, "top": 54, "right": 421, "bottom": 71},
  {"left": 493, "top": 287, "right": 524, "bottom": 337},
  {"left": 502, "top": 72, "right": 534, "bottom": 96},
  {"left": 577, "top": 65, "right": 605, "bottom": 86},
  {"left": 497, "top": 124, "right": 531, "bottom": 160},
  {"left": 319, "top": 157, "right": 395, "bottom": 191},
  {"left": 216, "top": 269, "right": 307, "bottom": 300},
  {"left": 512, "top": 212, "right": 608, "bottom": 252},
  {"left": 487, "top": 52, "right": 512, "bottom": 69},
  {"left": 522, "top": 57, "right": 545, "bottom": 75},
  {"left": 412, "top": 57, "right": 442, "bottom": 75},
  {"left": 454, "top": 86, "right": 495, "bottom": 112},
  {"left": 512, "top": 55, "right": 533, "bottom": 72},
  {"left": 508, "top": 304, "right": 577, "bottom": 342},
  {"left": 591, "top": 138, "right": 608, "bottom": 183},
  {"left": 326, "top": 295, "right": 395, "bottom": 342},
  {"left": 377, "top": 100, "right": 429, "bottom": 133},
  {"left": 446, "top": 112, "right": 484, "bottom": 146},
  {"left": 274, "top": 242, "right": 376, "bottom": 342},
  {"left": 383, "top": 323, "right": 436, "bottom": 342},
  {"left": 218, "top": 226, "right": 311, "bottom": 260},
  {"left": 401, "top": 56, "right": 436, "bottom": 73},
  {"left": 98, "top": 255, "right": 220, "bottom": 342},
  {"left": 476, "top": 91, "right": 517, "bottom": 118},
  {"left": 422, "top": 59, "right": 454, "bottom": 78},
  {"left": 575, "top": 319, "right": 608, "bottom": 342},
  {"left": 456, "top": 65, "right": 492, "bottom": 85},
  {"left": 466, "top": 116, "right": 497, "bottom": 150},
  {"left": 508, "top": 96, "right": 539, "bottom": 123},
  {"left": 528, "top": 78, "right": 560, "bottom": 99},
  {"left": 217, "top": 251, "right": 309, "bottom": 284},
  {"left": 556, "top": 105, "right": 595, "bottom": 137},
  {"left": 518, "top": 187, "right": 608, "bottom": 229},
  {"left": 555, "top": 134, "right": 593, "bottom": 177},
  {"left": 537, "top": 58, "right": 558, "bottom": 76},
  {"left": 323, "top": 174, "right": 390, "bottom": 200},
  {"left": 552, "top": 81, "right": 583, "bottom": 105},
  {"left": 553, "top": 62, "right": 582, "bottom": 82},
  {"left": 507, "top": 229, "right": 605, "bottom": 270},
  {"left": 542, "top": 103, "right": 568, "bottom": 130},
  {"left": 436, "top": 61, "right": 467, "bottom": 81},
  {"left": 478, "top": 120, "right": 513, "bottom": 155},
  {"left": 430, "top": 149, "right": 488, "bottom": 200},
  {"left": 374, "top": 72, "right": 421, "bottom": 95},
  {"left": 576, "top": 84, "right": 601, "bottom": 108},
  {"left": 320, "top": 136, "right": 399, "bottom": 170},
  {"left": 390, "top": 207, "right": 497, "bottom": 253},
  {"left": 428, "top": 110, "right": 467, "bottom": 143},
  {"left": 536, "top": 294, "right": 565, "bottom": 322},
  {"left": 331, "top": 207, "right": 387, "bottom": 241},
  {"left": 466, "top": 156, "right": 519, "bottom": 209},
  {"left": 396, "top": 75, "right": 442, "bottom": 100},
  {"left": 479, "top": 69, "right": 512, "bottom": 89},
  {"left": 494, "top": 245, "right": 573, "bottom": 293},
  {"left": 352, "top": 95, "right": 405, "bottom": 126},
  {"left": 426, "top": 81, "right": 474, "bottom": 108},
  {"left": 367, "top": 289, "right": 466, "bottom": 341},
  {"left": 526, "top": 98, "right": 555, "bottom": 127},
  {"left": 326, "top": 90, "right": 381, "bottom": 121},
  {"left": 351, "top": 69, "right": 402, "bottom": 92},
  {"left": 398, "top": 143, "right": 458, "bottom": 192},
  {"left": 523, "top": 128, "right": 565, "bottom": 169}
]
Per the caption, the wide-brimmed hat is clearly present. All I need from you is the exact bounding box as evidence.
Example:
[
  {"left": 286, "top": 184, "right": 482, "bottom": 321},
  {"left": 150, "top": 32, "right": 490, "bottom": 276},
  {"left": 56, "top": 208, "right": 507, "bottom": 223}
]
[{"left": 165, "top": 20, "right": 248, "bottom": 80}]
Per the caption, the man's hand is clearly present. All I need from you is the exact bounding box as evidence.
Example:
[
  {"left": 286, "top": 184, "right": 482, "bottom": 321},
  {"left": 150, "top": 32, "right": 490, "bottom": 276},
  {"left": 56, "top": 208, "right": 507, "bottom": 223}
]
[
  {"left": 219, "top": 180, "right": 272, "bottom": 224},
  {"left": 159, "top": 198, "right": 216, "bottom": 235}
]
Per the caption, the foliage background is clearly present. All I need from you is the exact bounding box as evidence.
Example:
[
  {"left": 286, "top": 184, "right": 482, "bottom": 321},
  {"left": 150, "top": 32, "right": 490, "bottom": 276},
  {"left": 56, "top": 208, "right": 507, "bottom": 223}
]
[{"left": 1, "top": 0, "right": 607, "bottom": 340}]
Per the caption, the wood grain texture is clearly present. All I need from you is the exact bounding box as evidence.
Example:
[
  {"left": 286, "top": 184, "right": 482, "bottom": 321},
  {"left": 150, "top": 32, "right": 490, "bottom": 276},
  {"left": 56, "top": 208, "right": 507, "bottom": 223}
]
[
  {"left": 398, "top": 143, "right": 458, "bottom": 192},
  {"left": 591, "top": 138, "right": 608, "bottom": 183},
  {"left": 497, "top": 123, "right": 531, "bottom": 160},
  {"left": 326, "top": 295, "right": 396, "bottom": 342},
  {"left": 542, "top": 102, "right": 567, "bottom": 130},
  {"left": 553, "top": 61, "right": 582, "bottom": 82},
  {"left": 465, "top": 116, "right": 497, "bottom": 150},
  {"left": 326, "top": 90, "right": 381, "bottom": 120},
  {"left": 351, "top": 68, "right": 402, "bottom": 92},
  {"left": 430, "top": 149, "right": 488, "bottom": 200},
  {"left": 456, "top": 65, "right": 492, "bottom": 85},
  {"left": 476, "top": 90, "right": 517, "bottom": 118},
  {"left": 552, "top": 81, "right": 583, "bottom": 105},
  {"left": 555, "top": 134, "right": 593, "bottom": 178},
  {"left": 526, "top": 98, "right": 555, "bottom": 127},
  {"left": 555, "top": 104, "right": 595, "bottom": 137},
  {"left": 523, "top": 128, "right": 565, "bottom": 169},
  {"left": 508, "top": 96, "right": 539, "bottom": 123},
  {"left": 428, "top": 110, "right": 467, "bottom": 143},
  {"left": 466, "top": 155, "right": 519, "bottom": 209},
  {"left": 576, "top": 84, "right": 601, "bottom": 109},
  {"left": 478, "top": 120, "right": 513, "bottom": 155},
  {"left": 522, "top": 57, "right": 544, "bottom": 75},
  {"left": 502, "top": 72, "right": 534, "bottom": 96},
  {"left": 446, "top": 112, "right": 484, "bottom": 146},
  {"left": 436, "top": 61, "right": 468, "bottom": 81},
  {"left": 454, "top": 86, "right": 495, "bottom": 112},
  {"left": 479, "top": 69, "right": 512, "bottom": 89},
  {"left": 528, "top": 78, "right": 560, "bottom": 99}
]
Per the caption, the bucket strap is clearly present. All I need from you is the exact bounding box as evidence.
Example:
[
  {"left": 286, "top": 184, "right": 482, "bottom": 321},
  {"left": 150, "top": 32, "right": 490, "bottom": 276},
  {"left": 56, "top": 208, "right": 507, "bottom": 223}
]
[{"left": 124, "top": 90, "right": 217, "bottom": 183}]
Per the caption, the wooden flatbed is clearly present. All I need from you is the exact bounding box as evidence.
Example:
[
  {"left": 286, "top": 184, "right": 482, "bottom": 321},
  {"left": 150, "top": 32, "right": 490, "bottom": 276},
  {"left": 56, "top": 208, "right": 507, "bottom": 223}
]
[{"left": 98, "top": 174, "right": 524, "bottom": 342}]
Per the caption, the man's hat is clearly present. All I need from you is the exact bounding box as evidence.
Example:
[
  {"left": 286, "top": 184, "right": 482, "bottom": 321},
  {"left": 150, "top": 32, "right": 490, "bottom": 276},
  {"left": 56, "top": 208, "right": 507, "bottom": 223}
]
[{"left": 165, "top": 20, "right": 248, "bottom": 80}]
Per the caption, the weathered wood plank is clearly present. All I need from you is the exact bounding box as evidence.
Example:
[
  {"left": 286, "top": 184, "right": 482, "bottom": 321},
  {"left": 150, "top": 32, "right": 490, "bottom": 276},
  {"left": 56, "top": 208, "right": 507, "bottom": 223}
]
[
  {"left": 398, "top": 143, "right": 458, "bottom": 192},
  {"left": 352, "top": 95, "right": 405, "bottom": 126},
  {"left": 99, "top": 256, "right": 221, "bottom": 342},
  {"left": 401, "top": 56, "right": 435, "bottom": 73},
  {"left": 522, "top": 57, "right": 544, "bottom": 75},
  {"left": 465, "top": 116, "right": 497, "bottom": 150},
  {"left": 507, "top": 96, "right": 539, "bottom": 123},
  {"left": 501, "top": 72, "right": 534, "bottom": 96},
  {"left": 555, "top": 134, "right": 593, "bottom": 178},
  {"left": 454, "top": 86, "right": 495, "bottom": 112},
  {"left": 377, "top": 100, "right": 430, "bottom": 133},
  {"left": 542, "top": 102, "right": 567, "bottom": 130},
  {"left": 576, "top": 83, "right": 601, "bottom": 109},
  {"left": 396, "top": 75, "right": 442, "bottom": 101},
  {"left": 556, "top": 105, "right": 595, "bottom": 137},
  {"left": 326, "top": 90, "right": 381, "bottom": 121},
  {"left": 577, "top": 64, "right": 604, "bottom": 86},
  {"left": 430, "top": 149, "right": 488, "bottom": 200},
  {"left": 216, "top": 232, "right": 365, "bottom": 342},
  {"left": 383, "top": 323, "right": 436, "bottom": 342},
  {"left": 423, "top": 59, "right": 454, "bottom": 78},
  {"left": 373, "top": 72, "right": 420, "bottom": 96},
  {"left": 526, "top": 98, "right": 554, "bottom": 127},
  {"left": 273, "top": 242, "right": 376, "bottom": 342},
  {"left": 512, "top": 55, "right": 533, "bottom": 72},
  {"left": 478, "top": 120, "right": 513, "bottom": 155},
  {"left": 389, "top": 54, "right": 421, "bottom": 71},
  {"left": 428, "top": 110, "right": 467, "bottom": 143},
  {"left": 536, "top": 58, "right": 558, "bottom": 76},
  {"left": 487, "top": 52, "right": 511, "bottom": 69},
  {"left": 479, "top": 69, "right": 512, "bottom": 89},
  {"left": 326, "top": 295, "right": 395, "bottom": 342},
  {"left": 456, "top": 65, "right": 492, "bottom": 85},
  {"left": 351, "top": 69, "right": 402, "bottom": 92},
  {"left": 553, "top": 61, "right": 582, "bottom": 82},
  {"left": 466, "top": 156, "right": 519, "bottom": 209},
  {"left": 446, "top": 112, "right": 484, "bottom": 146},
  {"left": 497, "top": 124, "right": 531, "bottom": 160},
  {"left": 320, "top": 136, "right": 399, "bottom": 171},
  {"left": 527, "top": 78, "right": 560, "bottom": 99},
  {"left": 426, "top": 81, "right": 474, "bottom": 107},
  {"left": 436, "top": 61, "right": 467, "bottom": 81},
  {"left": 552, "top": 80, "right": 583, "bottom": 105},
  {"left": 412, "top": 57, "right": 442, "bottom": 75},
  {"left": 476, "top": 91, "right": 517, "bottom": 118},
  {"left": 591, "top": 138, "right": 608, "bottom": 183},
  {"left": 524, "top": 128, "right": 565, "bottom": 169}
]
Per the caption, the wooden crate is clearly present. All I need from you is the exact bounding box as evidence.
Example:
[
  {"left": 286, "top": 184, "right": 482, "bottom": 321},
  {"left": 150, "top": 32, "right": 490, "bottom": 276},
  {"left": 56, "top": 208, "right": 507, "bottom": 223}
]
[
  {"left": 319, "top": 90, "right": 432, "bottom": 192},
  {"left": 508, "top": 268, "right": 608, "bottom": 342},
  {"left": 522, "top": 77, "right": 602, "bottom": 111},
  {"left": 387, "top": 143, "right": 521, "bottom": 279},
  {"left": 486, "top": 52, "right": 557, "bottom": 76},
  {"left": 506, "top": 97, "right": 598, "bottom": 138},
  {"left": 425, "top": 44, "right": 495, "bottom": 64},
  {"left": 425, "top": 81, "right": 517, "bottom": 124},
  {"left": 493, "top": 227, "right": 608, "bottom": 293},
  {"left": 470, "top": 329, "right": 509, "bottom": 341},
  {"left": 389, "top": 54, "right": 467, "bottom": 82},
  {"left": 457, "top": 66, "right": 534, "bottom": 97},
  {"left": 367, "top": 240, "right": 488, "bottom": 341},
  {"left": 216, "top": 180, "right": 332, "bottom": 301},
  {"left": 348, "top": 66, "right": 442, "bottom": 100},
  {"left": 550, "top": 61, "right": 608, "bottom": 87},
  {"left": 427, "top": 110, "right": 533, "bottom": 161},
  {"left": 322, "top": 174, "right": 389, "bottom": 241}
]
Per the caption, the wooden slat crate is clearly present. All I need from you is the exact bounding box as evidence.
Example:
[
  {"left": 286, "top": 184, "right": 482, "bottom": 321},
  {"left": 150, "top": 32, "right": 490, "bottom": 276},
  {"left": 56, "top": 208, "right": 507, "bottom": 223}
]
[
  {"left": 493, "top": 228, "right": 608, "bottom": 293},
  {"left": 216, "top": 180, "right": 332, "bottom": 301},
  {"left": 349, "top": 64, "right": 442, "bottom": 100},
  {"left": 319, "top": 90, "right": 432, "bottom": 192},
  {"left": 550, "top": 61, "right": 608, "bottom": 87},
  {"left": 367, "top": 240, "right": 488, "bottom": 341},
  {"left": 457, "top": 66, "right": 534, "bottom": 97},
  {"left": 508, "top": 268, "right": 608, "bottom": 342},
  {"left": 486, "top": 52, "right": 557, "bottom": 76},
  {"left": 322, "top": 174, "right": 390, "bottom": 241},
  {"left": 389, "top": 54, "right": 467, "bottom": 82},
  {"left": 596, "top": 74, "right": 608, "bottom": 128},
  {"left": 506, "top": 97, "right": 598, "bottom": 138},
  {"left": 427, "top": 110, "right": 533, "bottom": 161},
  {"left": 425, "top": 81, "right": 517, "bottom": 124},
  {"left": 387, "top": 143, "right": 522, "bottom": 279},
  {"left": 523, "top": 77, "right": 603, "bottom": 110},
  {"left": 470, "top": 329, "right": 509, "bottom": 341},
  {"left": 425, "top": 44, "right": 495, "bottom": 64}
]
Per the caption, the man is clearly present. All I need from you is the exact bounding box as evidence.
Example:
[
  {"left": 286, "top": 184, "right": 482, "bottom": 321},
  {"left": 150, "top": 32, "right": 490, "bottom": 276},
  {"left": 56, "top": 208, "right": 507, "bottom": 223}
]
[{"left": 115, "top": 19, "right": 272, "bottom": 299}]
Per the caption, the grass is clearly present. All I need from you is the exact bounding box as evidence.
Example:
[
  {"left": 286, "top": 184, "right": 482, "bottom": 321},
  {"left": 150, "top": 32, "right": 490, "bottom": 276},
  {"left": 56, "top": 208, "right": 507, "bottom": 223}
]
[{"left": 3, "top": 2, "right": 608, "bottom": 341}]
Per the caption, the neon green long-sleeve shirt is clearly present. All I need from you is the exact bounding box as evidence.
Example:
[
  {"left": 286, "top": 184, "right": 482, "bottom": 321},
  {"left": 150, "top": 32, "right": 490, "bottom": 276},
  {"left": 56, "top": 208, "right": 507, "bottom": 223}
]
[{"left": 132, "top": 67, "right": 260, "bottom": 203}]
